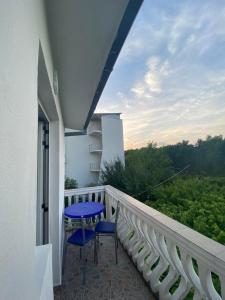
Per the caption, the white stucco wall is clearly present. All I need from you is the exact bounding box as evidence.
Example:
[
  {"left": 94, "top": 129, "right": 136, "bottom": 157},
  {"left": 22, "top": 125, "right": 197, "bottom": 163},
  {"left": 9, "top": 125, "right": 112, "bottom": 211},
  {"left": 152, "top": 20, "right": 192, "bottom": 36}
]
[
  {"left": 35, "top": 244, "right": 54, "bottom": 300},
  {"left": 0, "top": 1, "right": 64, "bottom": 299},
  {"left": 65, "top": 134, "right": 99, "bottom": 187},
  {"left": 65, "top": 114, "right": 124, "bottom": 187},
  {"left": 101, "top": 115, "right": 125, "bottom": 168}
]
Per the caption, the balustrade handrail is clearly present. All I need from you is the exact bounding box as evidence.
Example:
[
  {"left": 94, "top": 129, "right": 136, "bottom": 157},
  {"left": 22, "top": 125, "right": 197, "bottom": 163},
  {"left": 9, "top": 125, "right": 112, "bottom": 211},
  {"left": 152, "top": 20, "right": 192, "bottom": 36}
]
[
  {"left": 89, "top": 144, "right": 102, "bottom": 152},
  {"left": 64, "top": 185, "right": 105, "bottom": 197},
  {"left": 105, "top": 185, "right": 225, "bottom": 276}
]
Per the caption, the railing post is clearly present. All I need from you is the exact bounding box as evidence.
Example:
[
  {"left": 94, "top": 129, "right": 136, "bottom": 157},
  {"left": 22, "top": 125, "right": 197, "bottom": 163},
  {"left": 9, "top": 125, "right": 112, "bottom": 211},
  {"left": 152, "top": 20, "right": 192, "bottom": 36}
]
[{"left": 105, "top": 192, "right": 111, "bottom": 221}]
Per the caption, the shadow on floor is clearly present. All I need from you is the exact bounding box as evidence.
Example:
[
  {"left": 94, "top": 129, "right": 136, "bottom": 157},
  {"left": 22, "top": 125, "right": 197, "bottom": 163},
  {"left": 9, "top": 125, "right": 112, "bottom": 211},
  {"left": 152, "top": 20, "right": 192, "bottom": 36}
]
[{"left": 54, "top": 236, "right": 155, "bottom": 300}]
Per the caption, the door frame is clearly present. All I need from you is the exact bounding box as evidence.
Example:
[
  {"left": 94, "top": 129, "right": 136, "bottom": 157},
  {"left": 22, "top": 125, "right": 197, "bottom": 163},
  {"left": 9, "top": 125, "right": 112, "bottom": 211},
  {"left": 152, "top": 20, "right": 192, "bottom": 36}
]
[{"left": 37, "top": 104, "right": 49, "bottom": 245}]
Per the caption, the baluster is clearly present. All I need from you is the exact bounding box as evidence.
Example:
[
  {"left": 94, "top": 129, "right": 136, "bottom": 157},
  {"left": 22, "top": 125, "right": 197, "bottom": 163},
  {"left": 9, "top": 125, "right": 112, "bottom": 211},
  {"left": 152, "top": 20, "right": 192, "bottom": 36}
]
[
  {"left": 131, "top": 217, "right": 147, "bottom": 266},
  {"left": 165, "top": 240, "right": 191, "bottom": 300},
  {"left": 134, "top": 219, "right": 152, "bottom": 273},
  {"left": 198, "top": 263, "right": 222, "bottom": 300},
  {"left": 75, "top": 195, "right": 79, "bottom": 203},
  {"left": 88, "top": 193, "right": 92, "bottom": 202},
  {"left": 152, "top": 232, "right": 177, "bottom": 296},
  {"left": 105, "top": 193, "right": 111, "bottom": 221},
  {"left": 143, "top": 251, "right": 160, "bottom": 283},
  {"left": 94, "top": 192, "right": 98, "bottom": 202},
  {"left": 82, "top": 194, "right": 86, "bottom": 202},
  {"left": 68, "top": 196, "right": 72, "bottom": 207},
  {"left": 156, "top": 234, "right": 180, "bottom": 299},
  {"left": 117, "top": 204, "right": 126, "bottom": 239},
  {"left": 100, "top": 191, "right": 104, "bottom": 203},
  {"left": 136, "top": 245, "right": 150, "bottom": 273},
  {"left": 132, "top": 239, "right": 144, "bottom": 260},
  {"left": 142, "top": 226, "right": 163, "bottom": 293},
  {"left": 180, "top": 250, "right": 205, "bottom": 299},
  {"left": 123, "top": 210, "right": 135, "bottom": 250},
  {"left": 118, "top": 206, "right": 131, "bottom": 247},
  {"left": 127, "top": 213, "right": 140, "bottom": 256},
  {"left": 157, "top": 235, "right": 176, "bottom": 292},
  {"left": 220, "top": 275, "right": 225, "bottom": 300},
  {"left": 150, "top": 258, "right": 168, "bottom": 294},
  {"left": 100, "top": 190, "right": 105, "bottom": 220}
]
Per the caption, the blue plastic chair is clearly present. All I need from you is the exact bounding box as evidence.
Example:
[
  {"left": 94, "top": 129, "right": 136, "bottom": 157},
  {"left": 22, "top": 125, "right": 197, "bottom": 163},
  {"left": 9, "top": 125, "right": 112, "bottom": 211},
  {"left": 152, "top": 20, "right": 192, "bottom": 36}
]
[
  {"left": 95, "top": 202, "right": 120, "bottom": 263},
  {"left": 65, "top": 218, "right": 97, "bottom": 284}
]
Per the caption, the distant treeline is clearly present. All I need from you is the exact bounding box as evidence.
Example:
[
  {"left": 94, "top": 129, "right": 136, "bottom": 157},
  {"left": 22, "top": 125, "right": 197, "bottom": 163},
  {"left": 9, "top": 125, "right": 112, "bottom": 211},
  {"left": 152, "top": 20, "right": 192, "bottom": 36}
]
[
  {"left": 101, "top": 135, "right": 225, "bottom": 200},
  {"left": 162, "top": 135, "right": 225, "bottom": 176}
]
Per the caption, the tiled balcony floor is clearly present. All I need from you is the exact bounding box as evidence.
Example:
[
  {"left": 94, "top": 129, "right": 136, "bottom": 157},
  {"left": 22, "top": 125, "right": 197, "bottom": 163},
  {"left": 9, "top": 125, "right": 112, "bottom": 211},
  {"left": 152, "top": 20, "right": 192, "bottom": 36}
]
[{"left": 54, "top": 236, "right": 156, "bottom": 300}]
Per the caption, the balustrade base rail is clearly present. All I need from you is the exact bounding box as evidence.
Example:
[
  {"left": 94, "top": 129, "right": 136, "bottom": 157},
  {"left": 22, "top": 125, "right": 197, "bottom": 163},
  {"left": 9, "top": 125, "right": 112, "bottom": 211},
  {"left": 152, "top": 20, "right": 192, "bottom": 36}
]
[{"left": 65, "top": 185, "right": 225, "bottom": 300}]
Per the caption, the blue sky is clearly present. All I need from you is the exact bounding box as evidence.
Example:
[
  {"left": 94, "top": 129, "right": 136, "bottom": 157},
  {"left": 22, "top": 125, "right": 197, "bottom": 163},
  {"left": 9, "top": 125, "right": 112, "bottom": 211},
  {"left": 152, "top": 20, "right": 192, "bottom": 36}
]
[{"left": 96, "top": 0, "right": 225, "bottom": 149}]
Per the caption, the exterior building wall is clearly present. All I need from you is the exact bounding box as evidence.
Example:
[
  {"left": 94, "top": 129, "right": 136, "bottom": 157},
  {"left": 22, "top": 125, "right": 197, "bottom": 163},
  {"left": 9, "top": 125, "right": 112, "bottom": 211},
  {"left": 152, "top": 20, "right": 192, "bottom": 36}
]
[
  {"left": 65, "top": 114, "right": 124, "bottom": 187},
  {"left": 0, "top": 1, "right": 64, "bottom": 299},
  {"left": 0, "top": 1, "right": 138, "bottom": 298},
  {"left": 101, "top": 115, "right": 125, "bottom": 168},
  {"left": 65, "top": 135, "right": 100, "bottom": 187}
]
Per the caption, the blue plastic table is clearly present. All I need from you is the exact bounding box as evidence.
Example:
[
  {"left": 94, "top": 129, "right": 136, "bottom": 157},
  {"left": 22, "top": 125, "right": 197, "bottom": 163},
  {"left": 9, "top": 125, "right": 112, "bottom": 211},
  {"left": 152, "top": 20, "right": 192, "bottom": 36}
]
[{"left": 64, "top": 202, "right": 105, "bottom": 219}]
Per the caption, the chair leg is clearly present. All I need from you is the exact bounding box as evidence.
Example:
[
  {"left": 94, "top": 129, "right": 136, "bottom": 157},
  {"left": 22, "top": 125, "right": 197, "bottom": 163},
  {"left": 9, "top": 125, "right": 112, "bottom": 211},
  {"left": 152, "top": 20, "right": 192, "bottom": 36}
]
[
  {"left": 97, "top": 234, "right": 100, "bottom": 248},
  {"left": 94, "top": 237, "right": 98, "bottom": 264},
  {"left": 80, "top": 247, "right": 82, "bottom": 260},
  {"left": 114, "top": 234, "right": 118, "bottom": 264}
]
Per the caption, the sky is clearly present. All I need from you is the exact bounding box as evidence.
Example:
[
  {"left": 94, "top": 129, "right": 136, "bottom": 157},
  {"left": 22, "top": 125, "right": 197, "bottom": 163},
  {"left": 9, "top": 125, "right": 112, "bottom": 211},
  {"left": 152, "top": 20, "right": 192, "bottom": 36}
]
[{"left": 96, "top": 0, "right": 225, "bottom": 150}]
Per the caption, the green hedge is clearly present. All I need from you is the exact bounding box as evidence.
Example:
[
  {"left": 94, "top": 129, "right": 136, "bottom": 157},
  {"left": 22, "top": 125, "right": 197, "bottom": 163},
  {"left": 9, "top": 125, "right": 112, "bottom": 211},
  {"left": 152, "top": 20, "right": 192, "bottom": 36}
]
[{"left": 146, "top": 176, "right": 225, "bottom": 245}]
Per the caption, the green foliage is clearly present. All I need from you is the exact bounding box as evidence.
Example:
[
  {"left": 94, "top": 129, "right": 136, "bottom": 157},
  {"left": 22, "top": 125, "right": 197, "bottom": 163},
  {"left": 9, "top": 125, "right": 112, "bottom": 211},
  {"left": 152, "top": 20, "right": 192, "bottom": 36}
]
[
  {"left": 65, "top": 177, "right": 78, "bottom": 189},
  {"left": 164, "top": 135, "right": 225, "bottom": 176},
  {"left": 101, "top": 136, "right": 225, "bottom": 246},
  {"left": 146, "top": 177, "right": 225, "bottom": 245},
  {"left": 101, "top": 143, "right": 173, "bottom": 201},
  {"left": 101, "top": 159, "right": 127, "bottom": 192}
]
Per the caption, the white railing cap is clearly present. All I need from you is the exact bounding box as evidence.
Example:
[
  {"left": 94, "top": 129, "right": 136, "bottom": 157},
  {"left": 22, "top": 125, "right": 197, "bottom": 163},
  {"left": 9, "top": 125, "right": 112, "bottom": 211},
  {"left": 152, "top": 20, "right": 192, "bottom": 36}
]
[
  {"left": 105, "top": 185, "right": 225, "bottom": 275},
  {"left": 64, "top": 185, "right": 105, "bottom": 197}
]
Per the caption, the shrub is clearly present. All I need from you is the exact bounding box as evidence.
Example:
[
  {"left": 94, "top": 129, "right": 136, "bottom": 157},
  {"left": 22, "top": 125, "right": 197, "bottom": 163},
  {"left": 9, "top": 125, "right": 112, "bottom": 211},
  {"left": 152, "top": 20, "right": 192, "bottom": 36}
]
[{"left": 65, "top": 177, "right": 78, "bottom": 189}]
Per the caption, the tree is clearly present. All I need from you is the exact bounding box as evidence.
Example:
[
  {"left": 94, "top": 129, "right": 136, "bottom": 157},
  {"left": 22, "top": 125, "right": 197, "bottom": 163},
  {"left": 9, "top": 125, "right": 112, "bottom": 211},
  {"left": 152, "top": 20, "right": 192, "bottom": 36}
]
[{"left": 101, "top": 143, "right": 174, "bottom": 201}]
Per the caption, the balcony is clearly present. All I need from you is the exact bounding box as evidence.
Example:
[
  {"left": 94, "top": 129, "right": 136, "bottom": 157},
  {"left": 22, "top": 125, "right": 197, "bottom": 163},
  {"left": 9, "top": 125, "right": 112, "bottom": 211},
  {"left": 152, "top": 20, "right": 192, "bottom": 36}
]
[
  {"left": 61, "top": 186, "right": 225, "bottom": 300},
  {"left": 90, "top": 163, "right": 101, "bottom": 172},
  {"left": 89, "top": 144, "right": 102, "bottom": 153},
  {"left": 87, "top": 126, "right": 102, "bottom": 136}
]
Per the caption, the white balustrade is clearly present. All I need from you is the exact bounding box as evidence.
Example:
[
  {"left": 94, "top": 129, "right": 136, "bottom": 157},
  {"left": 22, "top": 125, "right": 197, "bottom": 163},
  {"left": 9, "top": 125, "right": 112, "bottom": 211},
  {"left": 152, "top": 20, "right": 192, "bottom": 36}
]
[
  {"left": 90, "top": 163, "right": 100, "bottom": 172},
  {"left": 87, "top": 125, "right": 102, "bottom": 135},
  {"left": 64, "top": 186, "right": 105, "bottom": 207},
  {"left": 64, "top": 185, "right": 105, "bottom": 220},
  {"left": 89, "top": 144, "right": 102, "bottom": 152},
  {"left": 64, "top": 185, "right": 225, "bottom": 300}
]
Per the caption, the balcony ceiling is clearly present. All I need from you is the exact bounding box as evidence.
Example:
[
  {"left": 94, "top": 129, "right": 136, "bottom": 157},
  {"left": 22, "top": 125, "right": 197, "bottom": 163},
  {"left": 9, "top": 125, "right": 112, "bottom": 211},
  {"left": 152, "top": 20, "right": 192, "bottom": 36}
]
[{"left": 46, "top": 0, "right": 142, "bottom": 130}]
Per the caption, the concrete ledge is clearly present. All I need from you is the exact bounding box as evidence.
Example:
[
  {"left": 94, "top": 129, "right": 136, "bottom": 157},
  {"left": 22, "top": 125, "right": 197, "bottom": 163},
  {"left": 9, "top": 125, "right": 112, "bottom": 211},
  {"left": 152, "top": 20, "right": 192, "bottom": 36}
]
[{"left": 35, "top": 244, "right": 54, "bottom": 300}]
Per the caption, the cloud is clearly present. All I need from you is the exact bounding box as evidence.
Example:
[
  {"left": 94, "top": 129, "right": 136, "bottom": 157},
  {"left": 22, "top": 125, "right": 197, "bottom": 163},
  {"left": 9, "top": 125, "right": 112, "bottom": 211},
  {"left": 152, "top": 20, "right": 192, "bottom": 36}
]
[
  {"left": 131, "top": 57, "right": 172, "bottom": 99},
  {"left": 96, "top": 0, "right": 225, "bottom": 150}
]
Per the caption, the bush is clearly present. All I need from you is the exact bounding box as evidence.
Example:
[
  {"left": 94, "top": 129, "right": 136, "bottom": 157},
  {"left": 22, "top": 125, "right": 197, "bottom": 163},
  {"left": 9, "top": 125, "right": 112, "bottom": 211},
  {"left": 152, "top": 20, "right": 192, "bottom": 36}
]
[
  {"left": 65, "top": 177, "right": 78, "bottom": 189},
  {"left": 101, "top": 143, "right": 174, "bottom": 201}
]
